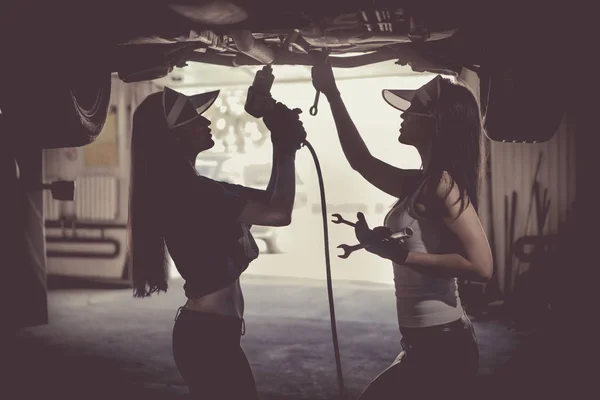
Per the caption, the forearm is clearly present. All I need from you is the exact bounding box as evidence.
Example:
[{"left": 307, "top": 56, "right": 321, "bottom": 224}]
[
  {"left": 326, "top": 94, "right": 371, "bottom": 168},
  {"left": 400, "top": 252, "right": 487, "bottom": 282},
  {"left": 269, "top": 152, "right": 296, "bottom": 217},
  {"left": 220, "top": 147, "right": 278, "bottom": 204},
  {"left": 265, "top": 147, "right": 279, "bottom": 197}
]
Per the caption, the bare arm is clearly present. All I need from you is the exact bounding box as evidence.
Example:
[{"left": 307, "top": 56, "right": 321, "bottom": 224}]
[
  {"left": 264, "top": 147, "right": 278, "bottom": 196},
  {"left": 388, "top": 173, "right": 493, "bottom": 282},
  {"left": 218, "top": 148, "right": 279, "bottom": 203},
  {"left": 326, "top": 94, "right": 422, "bottom": 198},
  {"left": 234, "top": 101, "right": 303, "bottom": 227},
  {"left": 236, "top": 151, "right": 295, "bottom": 227}
]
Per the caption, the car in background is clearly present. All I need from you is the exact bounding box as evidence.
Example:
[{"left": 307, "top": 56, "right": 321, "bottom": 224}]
[{"left": 195, "top": 150, "right": 308, "bottom": 253}]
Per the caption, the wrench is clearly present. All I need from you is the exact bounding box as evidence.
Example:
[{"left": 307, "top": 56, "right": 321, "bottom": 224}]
[
  {"left": 337, "top": 227, "right": 413, "bottom": 259},
  {"left": 331, "top": 213, "right": 356, "bottom": 227},
  {"left": 309, "top": 49, "right": 330, "bottom": 117},
  {"left": 310, "top": 90, "right": 320, "bottom": 116}
]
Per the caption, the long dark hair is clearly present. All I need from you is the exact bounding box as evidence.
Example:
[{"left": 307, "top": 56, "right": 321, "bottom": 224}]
[
  {"left": 423, "top": 77, "right": 486, "bottom": 217},
  {"left": 127, "top": 93, "right": 190, "bottom": 298}
]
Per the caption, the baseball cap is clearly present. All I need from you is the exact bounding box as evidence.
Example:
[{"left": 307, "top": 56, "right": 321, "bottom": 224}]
[
  {"left": 382, "top": 75, "right": 443, "bottom": 115},
  {"left": 162, "top": 87, "right": 220, "bottom": 129}
]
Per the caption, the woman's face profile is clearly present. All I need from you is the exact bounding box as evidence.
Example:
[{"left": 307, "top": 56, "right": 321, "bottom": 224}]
[
  {"left": 398, "top": 105, "right": 436, "bottom": 148},
  {"left": 174, "top": 115, "right": 214, "bottom": 154}
]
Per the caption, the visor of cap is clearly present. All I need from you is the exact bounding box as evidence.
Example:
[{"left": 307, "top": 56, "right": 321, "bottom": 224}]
[
  {"left": 382, "top": 75, "right": 443, "bottom": 114},
  {"left": 382, "top": 89, "right": 416, "bottom": 112},
  {"left": 163, "top": 88, "right": 220, "bottom": 129}
]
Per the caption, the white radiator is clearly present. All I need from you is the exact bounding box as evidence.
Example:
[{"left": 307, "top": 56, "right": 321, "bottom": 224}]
[{"left": 44, "top": 176, "right": 118, "bottom": 221}]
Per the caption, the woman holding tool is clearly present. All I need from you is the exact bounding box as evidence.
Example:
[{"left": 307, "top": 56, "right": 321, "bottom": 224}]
[
  {"left": 312, "top": 58, "right": 493, "bottom": 398},
  {"left": 128, "top": 86, "right": 306, "bottom": 399}
]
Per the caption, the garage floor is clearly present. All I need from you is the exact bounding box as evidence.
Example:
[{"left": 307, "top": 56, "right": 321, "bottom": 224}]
[{"left": 7, "top": 275, "right": 563, "bottom": 400}]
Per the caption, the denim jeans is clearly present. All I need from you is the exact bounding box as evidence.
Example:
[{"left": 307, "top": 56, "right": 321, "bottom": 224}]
[
  {"left": 172, "top": 308, "right": 258, "bottom": 399},
  {"left": 358, "top": 313, "right": 480, "bottom": 399}
]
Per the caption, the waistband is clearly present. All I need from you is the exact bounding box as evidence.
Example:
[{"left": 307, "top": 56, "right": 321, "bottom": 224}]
[
  {"left": 400, "top": 316, "right": 465, "bottom": 335},
  {"left": 174, "top": 307, "right": 246, "bottom": 335}
]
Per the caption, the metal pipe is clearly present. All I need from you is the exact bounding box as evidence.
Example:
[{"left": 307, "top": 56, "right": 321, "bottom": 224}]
[
  {"left": 46, "top": 236, "right": 121, "bottom": 259},
  {"left": 229, "top": 30, "right": 275, "bottom": 64},
  {"left": 45, "top": 220, "right": 127, "bottom": 230},
  {"left": 346, "top": 30, "right": 456, "bottom": 44},
  {"left": 188, "top": 49, "right": 401, "bottom": 68}
]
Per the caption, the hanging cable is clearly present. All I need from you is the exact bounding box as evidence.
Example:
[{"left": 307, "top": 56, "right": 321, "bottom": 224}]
[{"left": 302, "top": 140, "right": 346, "bottom": 399}]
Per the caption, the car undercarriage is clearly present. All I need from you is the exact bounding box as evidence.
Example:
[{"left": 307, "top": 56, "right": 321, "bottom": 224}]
[
  {"left": 0, "top": 1, "right": 574, "bottom": 148},
  {"left": 0, "top": 8, "right": 585, "bottom": 393}
]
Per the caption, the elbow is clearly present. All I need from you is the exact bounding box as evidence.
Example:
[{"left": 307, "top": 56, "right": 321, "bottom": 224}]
[
  {"left": 482, "top": 266, "right": 493, "bottom": 281},
  {"left": 272, "top": 210, "right": 292, "bottom": 227},
  {"left": 473, "top": 263, "right": 493, "bottom": 282},
  {"left": 268, "top": 198, "right": 293, "bottom": 226},
  {"left": 277, "top": 214, "right": 292, "bottom": 227}
]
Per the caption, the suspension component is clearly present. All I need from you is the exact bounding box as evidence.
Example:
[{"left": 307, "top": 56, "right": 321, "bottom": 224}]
[{"left": 360, "top": 8, "right": 400, "bottom": 33}]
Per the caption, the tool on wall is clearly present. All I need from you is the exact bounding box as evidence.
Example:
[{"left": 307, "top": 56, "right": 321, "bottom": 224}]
[
  {"left": 514, "top": 151, "right": 544, "bottom": 276},
  {"left": 504, "top": 190, "right": 518, "bottom": 302},
  {"left": 510, "top": 152, "right": 554, "bottom": 326}
]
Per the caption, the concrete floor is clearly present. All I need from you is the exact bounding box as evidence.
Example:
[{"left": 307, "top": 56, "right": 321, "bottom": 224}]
[{"left": 7, "top": 274, "right": 563, "bottom": 400}]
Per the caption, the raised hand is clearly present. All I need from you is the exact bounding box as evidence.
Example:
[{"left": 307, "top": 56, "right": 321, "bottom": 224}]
[
  {"left": 263, "top": 102, "right": 307, "bottom": 155},
  {"left": 311, "top": 55, "right": 340, "bottom": 99}
]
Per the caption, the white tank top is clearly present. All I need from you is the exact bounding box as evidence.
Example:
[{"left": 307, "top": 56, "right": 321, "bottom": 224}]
[{"left": 383, "top": 180, "right": 464, "bottom": 328}]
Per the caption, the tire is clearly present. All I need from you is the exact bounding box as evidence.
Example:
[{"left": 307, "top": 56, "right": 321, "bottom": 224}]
[
  {"left": 0, "top": 71, "right": 112, "bottom": 149},
  {"left": 480, "top": 65, "right": 568, "bottom": 143}
]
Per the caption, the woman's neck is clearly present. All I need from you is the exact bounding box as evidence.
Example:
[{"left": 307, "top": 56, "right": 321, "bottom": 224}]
[
  {"left": 184, "top": 150, "right": 197, "bottom": 165},
  {"left": 164, "top": 150, "right": 198, "bottom": 185},
  {"left": 418, "top": 145, "right": 432, "bottom": 173}
]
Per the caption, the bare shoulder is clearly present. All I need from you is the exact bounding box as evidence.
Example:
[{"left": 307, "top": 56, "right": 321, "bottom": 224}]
[
  {"left": 434, "top": 171, "right": 476, "bottom": 222},
  {"left": 436, "top": 171, "right": 461, "bottom": 201},
  {"left": 412, "top": 171, "right": 468, "bottom": 220},
  {"left": 435, "top": 172, "right": 493, "bottom": 280},
  {"left": 410, "top": 171, "right": 451, "bottom": 216}
]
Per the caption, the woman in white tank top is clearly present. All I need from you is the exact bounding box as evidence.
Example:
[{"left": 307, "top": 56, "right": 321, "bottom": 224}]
[{"left": 311, "top": 63, "right": 494, "bottom": 398}]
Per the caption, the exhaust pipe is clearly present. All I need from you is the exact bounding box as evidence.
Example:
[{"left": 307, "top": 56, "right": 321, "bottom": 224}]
[{"left": 230, "top": 30, "right": 275, "bottom": 64}]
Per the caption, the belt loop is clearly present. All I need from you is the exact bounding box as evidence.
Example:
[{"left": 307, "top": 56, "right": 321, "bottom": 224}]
[
  {"left": 174, "top": 306, "right": 184, "bottom": 322},
  {"left": 241, "top": 318, "right": 246, "bottom": 336}
]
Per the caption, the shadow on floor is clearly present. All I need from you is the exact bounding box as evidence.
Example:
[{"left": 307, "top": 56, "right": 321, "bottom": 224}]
[
  {"left": 5, "top": 336, "right": 565, "bottom": 400},
  {"left": 47, "top": 275, "right": 132, "bottom": 291},
  {"left": 5, "top": 275, "right": 574, "bottom": 400}
]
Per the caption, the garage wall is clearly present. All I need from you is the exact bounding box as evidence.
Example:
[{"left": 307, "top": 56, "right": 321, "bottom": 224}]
[
  {"left": 458, "top": 69, "right": 492, "bottom": 250},
  {"left": 41, "top": 76, "right": 162, "bottom": 280},
  {"left": 459, "top": 68, "right": 576, "bottom": 297},
  {"left": 43, "top": 76, "right": 161, "bottom": 223},
  {"left": 489, "top": 112, "right": 576, "bottom": 295}
]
